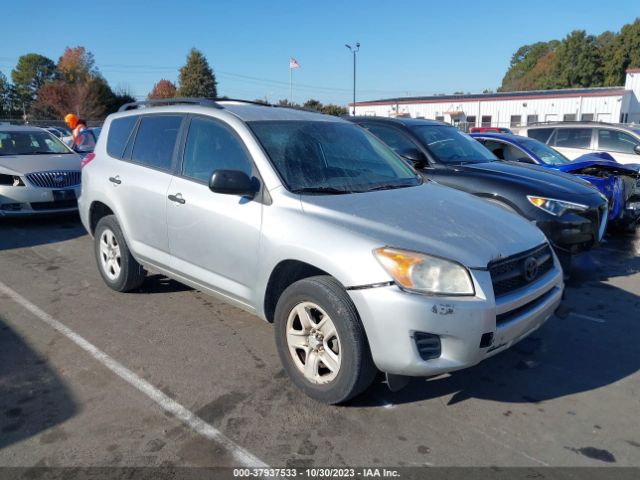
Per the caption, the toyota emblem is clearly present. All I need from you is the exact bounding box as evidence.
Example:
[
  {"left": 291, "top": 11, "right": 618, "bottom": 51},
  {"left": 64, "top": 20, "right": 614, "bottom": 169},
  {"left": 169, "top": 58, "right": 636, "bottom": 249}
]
[{"left": 523, "top": 257, "right": 539, "bottom": 282}]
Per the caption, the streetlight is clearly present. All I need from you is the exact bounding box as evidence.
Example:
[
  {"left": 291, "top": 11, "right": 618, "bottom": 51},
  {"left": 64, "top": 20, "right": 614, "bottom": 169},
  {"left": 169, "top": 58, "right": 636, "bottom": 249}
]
[{"left": 345, "top": 42, "right": 360, "bottom": 116}]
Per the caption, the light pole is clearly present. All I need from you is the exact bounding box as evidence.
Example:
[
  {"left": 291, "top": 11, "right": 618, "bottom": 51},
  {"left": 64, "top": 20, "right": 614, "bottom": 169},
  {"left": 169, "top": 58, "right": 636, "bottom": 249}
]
[{"left": 345, "top": 42, "right": 360, "bottom": 116}]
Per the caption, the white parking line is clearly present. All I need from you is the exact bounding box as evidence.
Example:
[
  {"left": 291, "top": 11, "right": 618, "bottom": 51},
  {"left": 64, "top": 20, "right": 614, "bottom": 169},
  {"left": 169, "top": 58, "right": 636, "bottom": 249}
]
[
  {"left": 0, "top": 280, "right": 268, "bottom": 468},
  {"left": 570, "top": 312, "right": 606, "bottom": 323}
]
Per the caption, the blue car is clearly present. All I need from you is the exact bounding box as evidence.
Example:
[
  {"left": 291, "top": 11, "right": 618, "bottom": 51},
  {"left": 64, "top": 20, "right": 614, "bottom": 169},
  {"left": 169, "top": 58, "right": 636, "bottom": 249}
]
[{"left": 471, "top": 132, "right": 640, "bottom": 232}]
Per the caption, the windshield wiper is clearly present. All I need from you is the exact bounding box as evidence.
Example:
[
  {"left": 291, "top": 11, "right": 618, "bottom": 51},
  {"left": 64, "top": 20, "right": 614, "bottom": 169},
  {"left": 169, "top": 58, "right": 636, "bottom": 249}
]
[
  {"left": 291, "top": 186, "right": 352, "bottom": 195},
  {"left": 356, "top": 183, "right": 416, "bottom": 192}
]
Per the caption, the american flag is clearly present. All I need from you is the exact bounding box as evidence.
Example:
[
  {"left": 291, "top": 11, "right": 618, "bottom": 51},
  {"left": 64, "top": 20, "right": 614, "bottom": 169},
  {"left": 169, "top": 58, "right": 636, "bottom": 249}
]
[{"left": 289, "top": 57, "right": 300, "bottom": 69}]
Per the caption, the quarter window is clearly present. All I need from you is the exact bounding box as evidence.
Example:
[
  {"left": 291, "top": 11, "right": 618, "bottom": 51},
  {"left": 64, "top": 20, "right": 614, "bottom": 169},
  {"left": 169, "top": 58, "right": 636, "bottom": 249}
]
[
  {"left": 553, "top": 128, "right": 592, "bottom": 149},
  {"left": 131, "top": 115, "right": 183, "bottom": 171},
  {"left": 182, "top": 116, "right": 252, "bottom": 183},
  {"left": 107, "top": 116, "right": 138, "bottom": 159},
  {"left": 527, "top": 127, "right": 554, "bottom": 143},
  {"left": 363, "top": 124, "right": 419, "bottom": 154},
  {"left": 597, "top": 129, "right": 639, "bottom": 154}
]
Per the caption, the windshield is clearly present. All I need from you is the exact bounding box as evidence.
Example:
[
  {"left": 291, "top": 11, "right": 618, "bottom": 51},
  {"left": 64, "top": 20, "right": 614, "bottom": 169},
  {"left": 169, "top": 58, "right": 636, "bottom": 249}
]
[
  {"left": 410, "top": 125, "right": 497, "bottom": 164},
  {"left": 0, "top": 130, "right": 72, "bottom": 156},
  {"left": 250, "top": 121, "right": 421, "bottom": 194},
  {"left": 517, "top": 137, "right": 570, "bottom": 165}
]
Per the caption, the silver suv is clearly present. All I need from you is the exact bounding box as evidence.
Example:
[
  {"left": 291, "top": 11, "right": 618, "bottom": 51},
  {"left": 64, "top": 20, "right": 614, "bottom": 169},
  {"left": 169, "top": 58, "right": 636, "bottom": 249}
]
[
  {"left": 520, "top": 122, "right": 640, "bottom": 165},
  {"left": 79, "top": 99, "right": 564, "bottom": 403}
]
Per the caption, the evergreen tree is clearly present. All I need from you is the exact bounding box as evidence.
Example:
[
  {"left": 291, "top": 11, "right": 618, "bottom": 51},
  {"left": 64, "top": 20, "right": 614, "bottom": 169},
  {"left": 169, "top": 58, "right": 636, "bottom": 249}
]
[
  {"left": 178, "top": 48, "right": 217, "bottom": 97},
  {"left": 11, "top": 53, "right": 56, "bottom": 106}
]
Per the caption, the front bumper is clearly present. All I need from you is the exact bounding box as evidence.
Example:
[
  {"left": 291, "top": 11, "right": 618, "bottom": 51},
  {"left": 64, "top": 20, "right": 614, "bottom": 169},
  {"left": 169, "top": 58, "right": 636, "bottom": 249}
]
[
  {"left": 536, "top": 203, "right": 607, "bottom": 254},
  {"left": 0, "top": 185, "right": 80, "bottom": 216},
  {"left": 348, "top": 263, "right": 563, "bottom": 377}
]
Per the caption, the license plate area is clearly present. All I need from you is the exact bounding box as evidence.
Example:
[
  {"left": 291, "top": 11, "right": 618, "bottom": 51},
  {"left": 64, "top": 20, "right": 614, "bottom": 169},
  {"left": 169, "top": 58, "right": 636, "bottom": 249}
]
[{"left": 52, "top": 189, "right": 76, "bottom": 201}]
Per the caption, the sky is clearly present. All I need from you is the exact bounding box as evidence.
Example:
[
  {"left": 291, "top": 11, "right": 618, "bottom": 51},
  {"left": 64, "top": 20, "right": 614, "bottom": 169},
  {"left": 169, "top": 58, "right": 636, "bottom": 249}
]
[{"left": 1, "top": 0, "right": 638, "bottom": 106}]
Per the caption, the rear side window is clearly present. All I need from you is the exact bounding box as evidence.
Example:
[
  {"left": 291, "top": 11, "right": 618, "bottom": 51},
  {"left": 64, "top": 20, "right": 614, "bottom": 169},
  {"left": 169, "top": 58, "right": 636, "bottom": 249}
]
[
  {"left": 107, "top": 116, "right": 138, "bottom": 159},
  {"left": 553, "top": 128, "right": 592, "bottom": 149},
  {"left": 527, "top": 128, "right": 554, "bottom": 143},
  {"left": 131, "top": 115, "right": 183, "bottom": 171}
]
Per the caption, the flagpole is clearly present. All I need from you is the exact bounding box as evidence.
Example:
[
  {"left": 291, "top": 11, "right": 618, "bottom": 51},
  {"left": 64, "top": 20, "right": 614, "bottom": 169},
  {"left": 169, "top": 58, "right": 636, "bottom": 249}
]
[{"left": 289, "top": 65, "right": 292, "bottom": 104}]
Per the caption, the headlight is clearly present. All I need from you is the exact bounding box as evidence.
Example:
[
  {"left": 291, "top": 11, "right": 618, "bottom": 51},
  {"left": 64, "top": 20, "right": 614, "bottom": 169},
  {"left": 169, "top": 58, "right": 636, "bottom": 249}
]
[
  {"left": 0, "top": 174, "right": 25, "bottom": 187},
  {"left": 527, "top": 195, "right": 589, "bottom": 216},
  {"left": 374, "top": 247, "right": 474, "bottom": 295}
]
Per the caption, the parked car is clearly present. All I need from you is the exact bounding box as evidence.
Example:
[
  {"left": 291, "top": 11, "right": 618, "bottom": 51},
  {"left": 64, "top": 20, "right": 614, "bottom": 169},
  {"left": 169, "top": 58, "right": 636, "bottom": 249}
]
[
  {"left": 347, "top": 117, "right": 608, "bottom": 270},
  {"left": 0, "top": 125, "right": 82, "bottom": 216},
  {"left": 471, "top": 132, "right": 640, "bottom": 232},
  {"left": 79, "top": 98, "right": 564, "bottom": 404},
  {"left": 72, "top": 127, "right": 100, "bottom": 155},
  {"left": 469, "top": 126, "right": 514, "bottom": 134},
  {"left": 520, "top": 122, "right": 640, "bottom": 165}
]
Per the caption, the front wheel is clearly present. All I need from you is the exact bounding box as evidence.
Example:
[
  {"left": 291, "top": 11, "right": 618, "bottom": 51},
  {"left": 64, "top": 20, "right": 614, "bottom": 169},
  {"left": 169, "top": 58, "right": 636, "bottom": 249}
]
[{"left": 274, "top": 276, "right": 377, "bottom": 404}]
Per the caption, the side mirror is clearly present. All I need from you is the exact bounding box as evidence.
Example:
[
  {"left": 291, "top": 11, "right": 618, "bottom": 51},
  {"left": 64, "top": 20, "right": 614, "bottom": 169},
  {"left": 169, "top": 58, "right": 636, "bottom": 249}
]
[
  {"left": 209, "top": 170, "right": 257, "bottom": 198},
  {"left": 397, "top": 147, "right": 426, "bottom": 168},
  {"left": 634, "top": 144, "right": 640, "bottom": 155}
]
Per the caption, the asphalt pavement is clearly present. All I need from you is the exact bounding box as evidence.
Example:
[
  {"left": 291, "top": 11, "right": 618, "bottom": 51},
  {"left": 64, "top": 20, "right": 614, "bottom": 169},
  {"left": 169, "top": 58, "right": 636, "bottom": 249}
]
[{"left": 1, "top": 214, "right": 639, "bottom": 469}]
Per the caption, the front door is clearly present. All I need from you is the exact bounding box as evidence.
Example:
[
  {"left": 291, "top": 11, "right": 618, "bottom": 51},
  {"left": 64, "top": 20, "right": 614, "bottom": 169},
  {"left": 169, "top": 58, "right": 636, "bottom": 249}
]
[{"left": 166, "top": 115, "right": 262, "bottom": 306}]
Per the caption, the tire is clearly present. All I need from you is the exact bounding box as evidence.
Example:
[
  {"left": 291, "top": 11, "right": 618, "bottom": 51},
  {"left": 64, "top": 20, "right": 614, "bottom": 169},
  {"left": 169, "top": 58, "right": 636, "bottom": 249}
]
[
  {"left": 94, "top": 215, "right": 146, "bottom": 292},
  {"left": 274, "top": 275, "right": 377, "bottom": 404}
]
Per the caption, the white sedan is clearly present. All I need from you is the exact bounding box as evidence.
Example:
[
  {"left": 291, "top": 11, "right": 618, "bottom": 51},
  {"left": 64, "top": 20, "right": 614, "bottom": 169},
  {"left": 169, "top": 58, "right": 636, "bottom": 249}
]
[{"left": 0, "top": 125, "right": 82, "bottom": 216}]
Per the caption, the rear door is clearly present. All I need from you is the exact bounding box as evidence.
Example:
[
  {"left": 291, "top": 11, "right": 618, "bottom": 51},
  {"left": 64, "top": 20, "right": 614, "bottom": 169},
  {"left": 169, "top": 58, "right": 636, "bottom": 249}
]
[
  {"left": 550, "top": 127, "right": 594, "bottom": 160},
  {"left": 106, "top": 114, "right": 185, "bottom": 268},
  {"left": 166, "top": 115, "right": 262, "bottom": 306}
]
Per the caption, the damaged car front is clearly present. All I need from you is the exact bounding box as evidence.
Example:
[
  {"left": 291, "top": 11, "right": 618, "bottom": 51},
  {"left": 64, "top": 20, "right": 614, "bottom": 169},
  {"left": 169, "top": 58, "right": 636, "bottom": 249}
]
[{"left": 472, "top": 133, "right": 640, "bottom": 232}]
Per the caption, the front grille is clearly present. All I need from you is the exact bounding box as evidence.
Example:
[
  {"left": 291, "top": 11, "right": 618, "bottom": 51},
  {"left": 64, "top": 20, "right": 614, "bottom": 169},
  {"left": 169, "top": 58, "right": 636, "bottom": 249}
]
[
  {"left": 489, "top": 244, "right": 553, "bottom": 297},
  {"left": 26, "top": 170, "right": 80, "bottom": 188},
  {"left": 496, "top": 286, "right": 559, "bottom": 326},
  {"left": 30, "top": 200, "right": 77, "bottom": 211}
]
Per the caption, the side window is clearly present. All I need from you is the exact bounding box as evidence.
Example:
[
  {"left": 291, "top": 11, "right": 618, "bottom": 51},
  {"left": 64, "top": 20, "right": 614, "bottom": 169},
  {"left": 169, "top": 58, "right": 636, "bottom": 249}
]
[
  {"left": 362, "top": 124, "right": 418, "bottom": 155},
  {"left": 527, "top": 127, "right": 553, "bottom": 143},
  {"left": 553, "top": 128, "right": 592, "bottom": 149},
  {"left": 597, "top": 129, "right": 639, "bottom": 154},
  {"left": 107, "top": 116, "right": 138, "bottom": 159},
  {"left": 131, "top": 115, "right": 183, "bottom": 171},
  {"left": 182, "top": 116, "right": 252, "bottom": 183}
]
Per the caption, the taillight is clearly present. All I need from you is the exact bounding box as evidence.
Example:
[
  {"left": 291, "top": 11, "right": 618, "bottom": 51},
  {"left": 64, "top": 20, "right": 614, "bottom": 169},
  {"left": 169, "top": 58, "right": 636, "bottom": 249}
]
[{"left": 80, "top": 153, "right": 96, "bottom": 168}]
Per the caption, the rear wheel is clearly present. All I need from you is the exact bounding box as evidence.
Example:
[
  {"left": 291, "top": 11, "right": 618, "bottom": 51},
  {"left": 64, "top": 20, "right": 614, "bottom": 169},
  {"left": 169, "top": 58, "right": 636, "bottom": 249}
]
[
  {"left": 94, "top": 215, "right": 146, "bottom": 292},
  {"left": 274, "top": 276, "right": 377, "bottom": 404}
]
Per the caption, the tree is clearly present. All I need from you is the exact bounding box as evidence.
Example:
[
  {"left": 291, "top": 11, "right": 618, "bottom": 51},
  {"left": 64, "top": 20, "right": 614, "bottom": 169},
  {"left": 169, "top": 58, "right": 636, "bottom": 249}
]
[
  {"left": 58, "top": 46, "right": 97, "bottom": 84},
  {"left": 10, "top": 53, "right": 56, "bottom": 106},
  {"left": 178, "top": 48, "right": 217, "bottom": 97},
  {"left": 321, "top": 104, "right": 348, "bottom": 116},
  {"left": 603, "top": 19, "right": 640, "bottom": 85},
  {"left": 303, "top": 99, "right": 323, "bottom": 110},
  {"left": 148, "top": 79, "right": 177, "bottom": 99},
  {"left": 31, "top": 78, "right": 106, "bottom": 120},
  {"left": 499, "top": 41, "right": 558, "bottom": 91},
  {"left": 552, "top": 30, "right": 603, "bottom": 88}
]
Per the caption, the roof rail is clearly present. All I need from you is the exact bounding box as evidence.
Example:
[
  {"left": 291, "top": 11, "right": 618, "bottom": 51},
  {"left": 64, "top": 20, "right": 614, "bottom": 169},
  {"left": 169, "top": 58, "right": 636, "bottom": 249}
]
[
  {"left": 528, "top": 120, "right": 614, "bottom": 126},
  {"left": 118, "top": 97, "right": 223, "bottom": 112}
]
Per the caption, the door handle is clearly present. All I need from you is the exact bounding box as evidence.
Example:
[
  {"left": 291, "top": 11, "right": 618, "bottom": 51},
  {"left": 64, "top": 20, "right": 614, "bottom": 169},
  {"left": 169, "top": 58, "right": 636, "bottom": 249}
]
[
  {"left": 168, "top": 193, "right": 186, "bottom": 204},
  {"left": 108, "top": 176, "right": 122, "bottom": 185}
]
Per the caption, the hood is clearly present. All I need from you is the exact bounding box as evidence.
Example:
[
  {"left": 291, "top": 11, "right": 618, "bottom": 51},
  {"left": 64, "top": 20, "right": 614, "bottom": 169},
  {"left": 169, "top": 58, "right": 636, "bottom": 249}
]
[
  {"left": 459, "top": 161, "right": 601, "bottom": 197},
  {"left": 0, "top": 153, "right": 82, "bottom": 176},
  {"left": 300, "top": 182, "right": 548, "bottom": 269},
  {"left": 558, "top": 154, "right": 640, "bottom": 177}
]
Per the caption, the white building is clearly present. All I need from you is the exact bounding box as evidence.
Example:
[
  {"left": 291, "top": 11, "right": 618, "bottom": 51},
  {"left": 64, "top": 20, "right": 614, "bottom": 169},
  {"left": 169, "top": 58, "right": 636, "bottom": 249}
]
[{"left": 352, "top": 68, "right": 640, "bottom": 130}]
